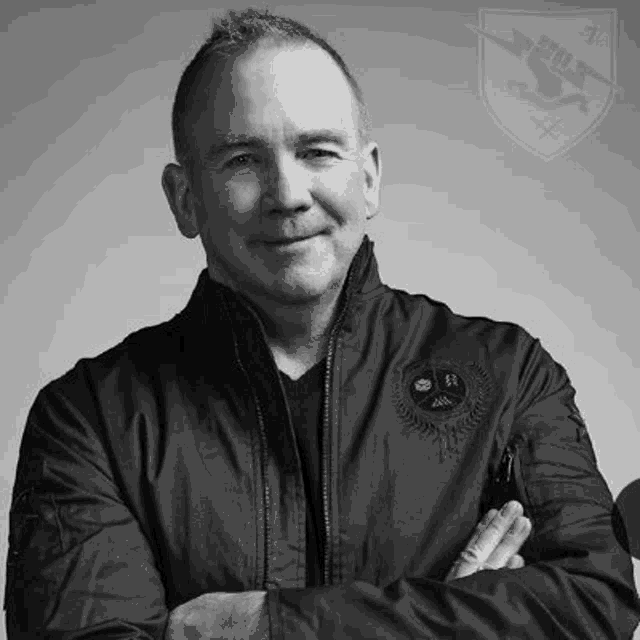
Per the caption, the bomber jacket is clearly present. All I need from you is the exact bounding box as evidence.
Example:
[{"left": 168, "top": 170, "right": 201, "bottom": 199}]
[{"left": 5, "top": 235, "right": 640, "bottom": 639}]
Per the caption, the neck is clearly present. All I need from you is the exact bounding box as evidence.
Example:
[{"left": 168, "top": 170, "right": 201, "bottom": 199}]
[
  {"left": 208, "top": 266, "right": 349, "bottom": 363},
  {"left": 248, "top": 286, "right": 343, "bottom": 357}
]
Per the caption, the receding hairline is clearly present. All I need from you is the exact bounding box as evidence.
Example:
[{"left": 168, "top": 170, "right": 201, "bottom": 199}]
[
  {"left": 175, "top": 34, "right": 372, "bottom": 171},
  {"left": 187, "top": 39, "right": 363, "bottom": 128}
]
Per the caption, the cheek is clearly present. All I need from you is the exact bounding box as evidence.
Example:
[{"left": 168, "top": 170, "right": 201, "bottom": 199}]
[
  {"left": 204, "top": 175, "right": 262, "bottom": 225},
  {"left": 320, "top": 168, "right": 365, "bottom": 218}
]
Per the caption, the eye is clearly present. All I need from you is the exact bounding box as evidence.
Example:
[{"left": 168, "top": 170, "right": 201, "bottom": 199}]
[
  {"left": 225, "top": 153, "right": 259, "bottom": 169},
  {"left": 302, "top": 148, "right": 338, "bottom": 160}
]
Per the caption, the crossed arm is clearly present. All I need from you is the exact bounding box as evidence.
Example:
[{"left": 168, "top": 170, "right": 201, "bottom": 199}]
[
  {"left": 8, "top": 340, "right": 639, "bottom": 638},
  {"left": 165, "top": 502, "right": 532, "bottom": 640}
]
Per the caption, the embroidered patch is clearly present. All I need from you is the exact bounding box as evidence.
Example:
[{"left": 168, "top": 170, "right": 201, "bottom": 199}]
[{"left": 392, "top": 358, "right": 495, "bottom": 460}]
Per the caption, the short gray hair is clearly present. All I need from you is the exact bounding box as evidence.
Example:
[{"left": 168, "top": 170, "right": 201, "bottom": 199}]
[{"left": 171, "top": 6, "right": 372, "bottom": 174}]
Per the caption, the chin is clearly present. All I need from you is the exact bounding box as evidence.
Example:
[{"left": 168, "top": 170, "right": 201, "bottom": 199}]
[
  {"left": 223, "top": 247, "right": 346, "bottom": 303},
  {"left": 248, "top": 262, "right": 340, "bottom": 302},
  {"left": 264, "top": 276, "right": 335, "bottom": 303}
]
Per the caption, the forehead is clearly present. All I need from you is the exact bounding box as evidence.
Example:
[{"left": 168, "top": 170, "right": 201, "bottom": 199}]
[{"left": 188, "top": 42, "right": 359, "bottom": 150}]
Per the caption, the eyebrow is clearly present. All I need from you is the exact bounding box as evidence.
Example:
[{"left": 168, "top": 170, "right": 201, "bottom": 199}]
[{"left": 204, "top": 129, "right": 352, "bottom": 160}]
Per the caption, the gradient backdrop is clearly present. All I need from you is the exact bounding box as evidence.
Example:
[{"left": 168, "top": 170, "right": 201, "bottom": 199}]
[{"left": 2, "top": 1, "right": 639, "bottom": 637}]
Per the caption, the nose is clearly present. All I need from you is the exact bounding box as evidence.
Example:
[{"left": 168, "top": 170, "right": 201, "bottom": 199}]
[{"left": 262, "top": 155, "right": 313, "bottom": 215}]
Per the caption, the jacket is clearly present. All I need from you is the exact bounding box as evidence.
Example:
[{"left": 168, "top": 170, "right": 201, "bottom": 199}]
[{"left": 5, "top": 236, "right": 640, "bottom": 639}]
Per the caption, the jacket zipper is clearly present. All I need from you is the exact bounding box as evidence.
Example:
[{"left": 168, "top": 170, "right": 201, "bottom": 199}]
[
  {"left": 255, "top": 401, "right": 271, "bottom": 590},
  {"left": 499, "top": 437, "right": 530, "bottom": 521},
  {"left": 322, "top": 270, "right": 356, "bottom": 585},
  {"left": 322, "top": 334, "right": 336, "bottom": 585},
  {"left": 224, "top": 301, "right": 272, "bottom": 591},
  {"left": 227, "top": 253, "right": 361, "bottom": 588},
  {"left": 501, "top": 446, "right": 515, "bottom": 486}
]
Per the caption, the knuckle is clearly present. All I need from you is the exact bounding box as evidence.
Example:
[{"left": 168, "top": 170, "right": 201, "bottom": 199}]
[
  {"left": 480, "top": 509, "right": 499, "bottom": 526},
  {"left": 487, "top": 520, "right": 505, "bottom": 536},
  {"left": 505, "top": 516, "right": 528, "bottom": 537},
  {"left": 459, "top": 547, "right": 482, "bottom": 564}
]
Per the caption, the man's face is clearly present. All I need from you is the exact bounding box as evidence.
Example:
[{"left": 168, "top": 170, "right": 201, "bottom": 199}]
[{"left": 169, "top": 41, "right": 380, "bottom": 305}]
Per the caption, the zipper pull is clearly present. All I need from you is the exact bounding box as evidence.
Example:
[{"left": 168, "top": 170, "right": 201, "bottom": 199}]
[{"left": 500, "top": 447, "right": 515, "bottom": 486}]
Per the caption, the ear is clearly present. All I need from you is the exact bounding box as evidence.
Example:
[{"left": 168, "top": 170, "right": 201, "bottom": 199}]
[
  {"left": 162, "top": 163, "right": 200, "bottom": 239},
  {"left": 361, "top": 141, "right": 382, "bottom": 220}
]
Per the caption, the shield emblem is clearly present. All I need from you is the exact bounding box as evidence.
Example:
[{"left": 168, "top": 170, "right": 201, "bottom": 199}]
[{"left": 469, "top": 9, "right": 622, "bottom": 160}]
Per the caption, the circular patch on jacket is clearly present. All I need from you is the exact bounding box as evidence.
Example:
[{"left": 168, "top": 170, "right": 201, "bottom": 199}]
[{"left": 392, "top": 358, "right": 495, "bottom": 459}]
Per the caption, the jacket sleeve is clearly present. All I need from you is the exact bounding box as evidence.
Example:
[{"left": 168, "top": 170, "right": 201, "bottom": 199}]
[
  {"left": 4, "top": 375, "right": 168, "bottom": 639},
  {"left": 265, "top": 336, "right": 640, "bottom": 639}
]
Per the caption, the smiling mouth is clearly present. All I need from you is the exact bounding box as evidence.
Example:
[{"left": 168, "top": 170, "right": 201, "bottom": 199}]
[{"left": 262, "top": 233, "right": 319, "bottom": 246}]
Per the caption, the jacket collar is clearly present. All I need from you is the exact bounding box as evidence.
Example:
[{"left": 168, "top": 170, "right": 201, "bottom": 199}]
[{"left": 178, "top": 234, "right": 382, "bottom": 345}]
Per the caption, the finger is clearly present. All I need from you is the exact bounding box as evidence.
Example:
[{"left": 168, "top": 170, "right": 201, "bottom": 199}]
[
  {"left": 467, "top": 509, "right": 499, "bottom": 546},
  {"left": 447, "top": 502, "right": 523, "bottom": 581},
  {"left": 445, "top": 508, "right": 500, "bottom": 582},
  {"left": 485, "top": 517, "right": 531, "bottom": 569},
  {"left": 505, "top": 553, "right": 525, "bottom": 569},
  {"left": 484, "top": 517, "right": 532, "bottom": 569},
  {"left": 459, "top": 501, "right": 523, "bottom": 567}
]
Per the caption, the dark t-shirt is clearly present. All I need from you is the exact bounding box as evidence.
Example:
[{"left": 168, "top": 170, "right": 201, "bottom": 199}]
[{"left": 279, "top": 358, "right": 326, "bottom": 585}]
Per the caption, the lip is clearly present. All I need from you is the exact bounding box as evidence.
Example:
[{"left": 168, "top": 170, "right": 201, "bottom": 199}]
[{"left": 261, "top": 233, "right": 319, "bottom": 246}]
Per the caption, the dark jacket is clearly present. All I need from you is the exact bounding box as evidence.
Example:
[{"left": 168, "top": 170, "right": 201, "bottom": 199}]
[{"left": 6, "top": 236, "right": 640, "bottom": 639}]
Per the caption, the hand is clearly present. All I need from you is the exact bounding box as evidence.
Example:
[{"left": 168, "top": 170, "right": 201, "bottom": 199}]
[
  {"left": 165, "top": 591, "right": 267, "bottom": 640},
  {"left": 445, "top": 500, "right": 532, "bottom": 582}
]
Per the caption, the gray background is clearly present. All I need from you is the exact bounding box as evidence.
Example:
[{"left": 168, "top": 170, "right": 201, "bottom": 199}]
[{"left": 1, "top": 0, "right": 638, "bottom": 637}]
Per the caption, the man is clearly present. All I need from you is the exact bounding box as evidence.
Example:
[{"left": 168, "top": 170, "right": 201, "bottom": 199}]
[{"left": 5, "top": 7, "right": 639, "bottom": 640}]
